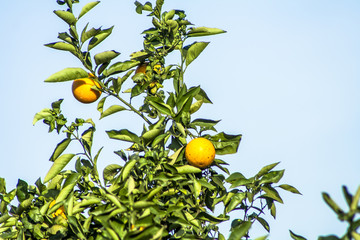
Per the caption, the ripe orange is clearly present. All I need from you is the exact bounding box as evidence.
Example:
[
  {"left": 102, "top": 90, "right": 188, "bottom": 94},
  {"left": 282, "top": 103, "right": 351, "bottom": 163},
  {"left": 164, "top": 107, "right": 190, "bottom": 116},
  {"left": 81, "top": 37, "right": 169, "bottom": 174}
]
[
  {"left": 49, "top": 200, "right": 67, "bottom": 219},
  {"left": 135, "top": 63, "right": 148, "bottom": 74},
  {"left": 72, "top": 76, "right": 101, "bottom": 104},
  {"left": 185, "top": 137, "right": 216, "bottom": 168}
]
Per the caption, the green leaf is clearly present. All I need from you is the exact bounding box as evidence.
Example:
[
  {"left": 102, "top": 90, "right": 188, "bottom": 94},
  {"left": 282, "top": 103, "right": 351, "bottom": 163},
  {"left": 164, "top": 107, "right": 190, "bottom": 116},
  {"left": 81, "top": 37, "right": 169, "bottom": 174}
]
[
  {"left": 153, "top": 0, "right": 164, "bottom": 18},
  {"left": 103, "top": 164, "right": 121, "bottom": 181},
  {"left": 322, "top": 192, "right": 345, "bottom": 216},
  {"left": 78, "top": 1, "right": 100, "bottom": 19},
  {"left": 318, "top": 236, "right": 340, "bottom": 240},
  {"left": 289, "top": 230, "right": 307, "bottom": 240},
  {"left": 228, "top": 221, "right": 252, "bottom": 240},
  {"left": 16, "top": 179, "right": 29, "bottom": 202},
  {"left": 81, "top": 25, "right": 101, "bottom": 43},
  {"left": 189, "top": 99, "right": 203, "bottom": 114},
  {"left": 256, "top": 162, "right": 280, "bottom": 178},
  {"left": 187, "top": 27, "right": 226, "bottom": 37},
  {"left": 255, "top": 216, "right": 270, "bottom": 232},
  {"left": 88, "top": 26, "right": 114, "bottom": 51},
  {"left": 278, "top": 184, "right": 302, "bottom": 195},
  {"left": 107, "top": 129, "right": 140, "bottom": 144},
  {"left": 81, "top": 126, "right": 95, "bottom": 154},
  {"left": 120, "top": 159, "right": 137, "bottom": 181},
  {"left": 210, "top": 132, "right": 242, "bottom": 155},
  {"left": 261, "top": 185, "right": 283, "bottom": 203},
  {"left": 94, "top": 50, "right": 120, "bottom": 65},
  {"left": 100, "top": 105, "right": 127, "bottom": 119},
  {"left": 197, "top": 212, "right": 229, "bottom": 224},
  {"left": 49, "top": 138, "right": 72, "bottom": 162},
  {"left": 148, "top": 100, "right": 174, "bottom": 116},
  {"left": 45, "top": 68, "right": 88, "bottom": 82},
  {"left": 102, "top": 60, "right": 140, "bottom": 77},
  {"left": 351, "top": 185, "right": 360, "bottom": 212},
  {"left": 191, "top": 118, "right": 220, "bottom": 132},
  {"left": 226, "top": 172, "right": 246, "bottom": 183},
  {"left": 44, "top": 154, "right": 76, "bottom": 183},
  {"left": 183, "top": 42, "right": 209, "bottom": 66},
  {"left": 254, "top": 236, "right": 269, "bottom": 240},
  {"left": 45, "top": 42, "right": 76, "bottom": 53},
  {"left": 33, "top": 108, "right": 53, "bottom": 125},
  {"left": 225, "top": 192, "right": 246, "bottom": 213},
  {"left": 56, "top": 173, "right": 80, "bottom": 202},
  {"left": 176, "top": 165, "right": 202, "bottom": 174},
  {"left": 54, "top": 10, "right": 77, "bottom": 25},
  {"left": 259, "top": 170, "right": 284, "bottom": 185}
]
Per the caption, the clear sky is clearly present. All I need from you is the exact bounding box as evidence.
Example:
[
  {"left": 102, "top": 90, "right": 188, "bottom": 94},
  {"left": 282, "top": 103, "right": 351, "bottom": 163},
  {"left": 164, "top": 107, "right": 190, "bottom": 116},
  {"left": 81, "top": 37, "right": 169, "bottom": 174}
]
[{"left": 1, "top": 0, "right": 360, "bottom": 239}]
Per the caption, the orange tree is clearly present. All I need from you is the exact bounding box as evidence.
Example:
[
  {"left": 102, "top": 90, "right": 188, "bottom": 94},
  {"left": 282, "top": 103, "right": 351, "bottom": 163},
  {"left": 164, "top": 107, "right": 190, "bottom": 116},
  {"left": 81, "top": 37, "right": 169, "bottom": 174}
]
[{"left": 0, "top": 1, "right": 301, "bottom": 239}]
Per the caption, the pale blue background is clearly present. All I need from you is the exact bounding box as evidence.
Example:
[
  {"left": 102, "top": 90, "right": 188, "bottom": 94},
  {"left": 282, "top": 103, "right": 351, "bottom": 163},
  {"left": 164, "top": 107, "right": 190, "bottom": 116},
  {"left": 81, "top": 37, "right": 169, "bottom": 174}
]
[{"left": 1, "top": 1, "right": 359, "bottom": 239}]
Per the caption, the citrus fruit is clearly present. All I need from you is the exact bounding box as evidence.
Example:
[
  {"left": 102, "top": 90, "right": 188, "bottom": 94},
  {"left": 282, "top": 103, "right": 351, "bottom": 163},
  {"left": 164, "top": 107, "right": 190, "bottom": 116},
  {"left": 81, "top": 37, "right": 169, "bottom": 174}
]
[
  {"left": 72, "top": 76, "right": 101, "bottom": 104},
  {"left": 49, "top": 200, "right": 67, "bottom": 219},
  {"left": 185, "top": 137, "right": 216, "bottom": 168},
  {"left": 135, "top": 63, "right": 148, "bottom": 74}
]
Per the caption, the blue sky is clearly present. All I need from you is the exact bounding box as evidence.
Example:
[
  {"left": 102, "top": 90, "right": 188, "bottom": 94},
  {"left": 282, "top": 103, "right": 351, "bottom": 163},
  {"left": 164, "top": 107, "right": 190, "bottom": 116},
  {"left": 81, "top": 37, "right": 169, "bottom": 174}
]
[{"left": 1, "top": 0, "right": 360, "bottom": 239}]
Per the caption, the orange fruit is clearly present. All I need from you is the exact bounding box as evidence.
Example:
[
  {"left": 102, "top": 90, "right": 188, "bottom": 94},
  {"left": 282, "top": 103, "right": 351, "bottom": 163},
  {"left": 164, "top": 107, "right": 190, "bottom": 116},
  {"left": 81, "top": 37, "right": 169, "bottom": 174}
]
[
  {"left": 72, "top": 76, "right": 101, "bottom": 104},
  {"left": 185, "top": 137, "right": 216, "bottom": 168},
  {"left": 49, "top": 200, "right": 67, "bottom": 219},
  {"left": 135, "top": 63, "right": 148, "bottom": 74}
]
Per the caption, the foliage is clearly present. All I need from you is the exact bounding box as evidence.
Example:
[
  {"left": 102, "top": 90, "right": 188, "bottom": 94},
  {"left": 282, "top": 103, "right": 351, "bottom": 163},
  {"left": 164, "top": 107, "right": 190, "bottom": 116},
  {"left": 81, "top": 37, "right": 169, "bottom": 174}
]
[
  {"left": 290, "top": 186, "right": 360, "bottom": 240},
  {"left": 0, "top": 1, "right": 301, "bottom": 239}
]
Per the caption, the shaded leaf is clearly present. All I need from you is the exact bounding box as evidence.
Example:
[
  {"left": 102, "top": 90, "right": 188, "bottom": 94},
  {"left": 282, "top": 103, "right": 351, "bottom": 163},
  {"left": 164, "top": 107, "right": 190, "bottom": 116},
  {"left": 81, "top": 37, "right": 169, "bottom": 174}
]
[
  {"left": 289, "top": 230, "right": 307, "bottom": 240},
  {"left": 210, "top": 132, "right": 242, "bottom": 155}
]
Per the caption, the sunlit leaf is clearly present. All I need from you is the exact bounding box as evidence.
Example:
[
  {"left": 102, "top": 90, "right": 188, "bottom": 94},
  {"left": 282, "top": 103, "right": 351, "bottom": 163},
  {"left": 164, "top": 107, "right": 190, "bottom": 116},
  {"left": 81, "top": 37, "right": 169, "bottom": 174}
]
[
  {"left": 45, "top": 68, "right": 88, "bottom": 82},
  {"left": 100, "top": 105, "right": 127, "bottom": 119},
  {"left": 183, "top": 41, "right": 209, "bottom": 66},
  {"left": 187, "top": 27, "right": 226, "bottom": 37},
  {"left": 49, "top": 138, "right": 72, "bottom": 162},
  {"left": 54, "top": 10, "right": 77, "bottom": 25},
  {"left": 228, "top": 221, "right": 252, "bottom": 240},
  {"left": 88, "top": 26, "right": 114, "bottom": 51},
  {"left": 78, "top": 1, "right": 100, "bottom": 19},
  {"left": 94, "top": 50, "right": 120, "bottom": 65},
  {"left": 44, "top": 154, "right": 75, "bottom": 183}
]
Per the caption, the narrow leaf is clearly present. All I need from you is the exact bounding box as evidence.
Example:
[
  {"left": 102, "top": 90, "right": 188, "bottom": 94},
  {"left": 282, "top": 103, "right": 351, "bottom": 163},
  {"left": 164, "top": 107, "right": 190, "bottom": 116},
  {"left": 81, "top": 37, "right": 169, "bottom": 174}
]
[
  {"left": 49, "top": 138, "right": 72, "bottom": 162},
  {"left": 106, "top": 129, "right": 140, "bottom": 143},
  {"left": 278, "top": 184, "right": 302, "bottom": 195},
  {"left": 256, "top": 162, "right": 280, "bottom": 178},
  {"left": 289, "top": 230, "right": 307, "bottom": 240},
  {"left": 176, "top": 165, "right": 202, "bottom": 174},
  {"left": 78, "top": 1, "right": 100, "bottom": 19},
  {"left": 45, "top": 68, "right": 88, "bottom": 82},
  {"left": 45, "top": 42, "right": 76, "bottom": 53},
  {"left": 88, "top": 26, "right": 114, "bottom": 51},
  {"left": 100, "top": 105, "right": 127, "bottom": 119},
  {"left": 187, "top": 27, "right": 226, "bottom": 37},
  {"left": 44, "top": 154, "right": 75, "bottom": 183}
]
